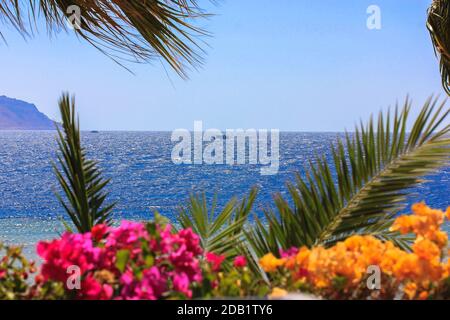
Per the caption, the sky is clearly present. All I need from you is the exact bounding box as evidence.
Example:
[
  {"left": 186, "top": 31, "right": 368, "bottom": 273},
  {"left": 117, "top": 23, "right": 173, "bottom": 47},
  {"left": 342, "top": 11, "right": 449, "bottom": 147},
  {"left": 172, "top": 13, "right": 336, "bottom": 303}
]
[{"left": 0, "top": 0, "right": 445, "bottom": 131}]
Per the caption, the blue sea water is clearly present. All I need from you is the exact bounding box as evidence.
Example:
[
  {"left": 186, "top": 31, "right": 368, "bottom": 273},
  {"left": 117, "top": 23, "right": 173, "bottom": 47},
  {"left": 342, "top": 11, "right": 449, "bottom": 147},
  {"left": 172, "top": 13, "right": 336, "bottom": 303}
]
[{"left": 0, "top": 131, "right": 449, "bottom": 258}]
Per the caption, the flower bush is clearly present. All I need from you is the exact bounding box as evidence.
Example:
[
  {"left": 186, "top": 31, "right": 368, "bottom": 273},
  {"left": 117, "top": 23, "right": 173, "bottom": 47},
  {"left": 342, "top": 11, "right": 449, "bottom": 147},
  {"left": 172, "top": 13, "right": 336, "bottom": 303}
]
[
  {"left": 33, "top": 216, "right": 264, "bottom": 299},
  {"left": 1, "top": 203, "right": 449, "bottom": 300},
  {"left": 0, "top": 243, "right": 37, "bottom": 299},
  {"left": 36, "top": 218, "right": 205, "bottom": 299},
  {"left": 202, "top": 254, "right": 269, "bottom": 298},
  {"left": 259, "top": 203, "right": 450, "bottom": 300}
]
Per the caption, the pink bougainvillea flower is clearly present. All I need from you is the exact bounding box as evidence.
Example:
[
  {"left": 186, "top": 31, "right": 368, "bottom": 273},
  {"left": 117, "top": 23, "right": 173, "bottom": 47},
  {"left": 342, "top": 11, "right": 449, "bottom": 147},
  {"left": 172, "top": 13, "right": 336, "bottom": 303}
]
[
  {"left": 106, "top": 221, "right": 148, "bottom": 253},
  {"left": 173, "top": 272, "right": 192, "bottom": 298},
  {"left": 37, "top": 232, "right": 101, "bottom": 284},
  {"left": 81, "top": 275, "right": 114, "bottom": 300},
  {"left": 91, "top": 224, "right": 109, "bottom": 242},
  {"left": 141, "top": 267, "right": 166, "bottom": 298},
  {"left": 279, "top": 247, "right": 299, "bottom": 258},
  {"left": 178, "top": 228, "right": 203, "bottom": 256},
  {"left": 36, "top": 221, "right": 205, "bottom": 300},
  {"left": 118, "top": 267, "right": 167, "bottom": 300},
  {"left": 206, "top": 252, "right": 225, "bottom": 272},
  {"left": 233, "top": 255, "right": 247, "bottom": 268}
]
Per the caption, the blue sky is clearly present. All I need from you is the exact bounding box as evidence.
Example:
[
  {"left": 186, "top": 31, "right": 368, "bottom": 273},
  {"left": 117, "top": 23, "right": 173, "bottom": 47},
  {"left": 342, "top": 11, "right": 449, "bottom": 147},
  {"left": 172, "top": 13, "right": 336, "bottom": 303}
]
[{"left": 0, "top": 0, "right": 445, "bottom": 131}]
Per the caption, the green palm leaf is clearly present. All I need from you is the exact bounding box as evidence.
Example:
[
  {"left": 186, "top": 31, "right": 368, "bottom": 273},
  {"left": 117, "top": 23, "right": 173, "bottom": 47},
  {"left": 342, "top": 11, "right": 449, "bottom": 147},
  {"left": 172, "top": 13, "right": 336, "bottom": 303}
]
[
  {"left": 53, "top": 93, "right": 115, "bottom": 233},
  {"left": 247, "top": 97, "right": 449, "bottom": 256},
  {"left": 177, "top": 188, "right": 258, "bottom": 258},
  {"left": 0, "top": 0, "right": 210, "bottom": 77},
  {"left": 428, "top": 0, "right": 450, "bottom": 95}
]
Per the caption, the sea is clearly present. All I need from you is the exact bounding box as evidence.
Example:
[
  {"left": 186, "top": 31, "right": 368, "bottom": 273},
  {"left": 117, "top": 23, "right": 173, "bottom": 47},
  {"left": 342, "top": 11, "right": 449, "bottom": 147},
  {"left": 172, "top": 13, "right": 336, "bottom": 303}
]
[{"left": 0, "top": 131, "right": 448, "bottom": 259}]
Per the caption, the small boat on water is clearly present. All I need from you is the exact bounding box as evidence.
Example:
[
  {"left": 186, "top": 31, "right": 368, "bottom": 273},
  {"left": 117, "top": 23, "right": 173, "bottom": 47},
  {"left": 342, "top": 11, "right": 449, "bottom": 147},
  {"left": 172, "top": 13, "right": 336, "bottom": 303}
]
[{"left": 90, "top": 130, "right": 99, "bottom": 133}]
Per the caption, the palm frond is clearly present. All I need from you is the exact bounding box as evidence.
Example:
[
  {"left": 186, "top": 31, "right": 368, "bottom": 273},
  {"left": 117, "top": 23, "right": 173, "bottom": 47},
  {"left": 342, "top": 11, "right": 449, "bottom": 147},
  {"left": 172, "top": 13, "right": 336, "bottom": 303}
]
[
  {"left": 0, "top": 0, "right": 210, "bottom": 78},
  {"left": 247, "top": 97, "right": 450, "bottom": 256},
  {"left": 53, "top": 93, "right": 115, "bottom": 233},
  {"left": 177, "top": 188, "right": 257, "bottom": 258},
  {"left": 428, "top": 0, "right": 450, "bottom": 95}
]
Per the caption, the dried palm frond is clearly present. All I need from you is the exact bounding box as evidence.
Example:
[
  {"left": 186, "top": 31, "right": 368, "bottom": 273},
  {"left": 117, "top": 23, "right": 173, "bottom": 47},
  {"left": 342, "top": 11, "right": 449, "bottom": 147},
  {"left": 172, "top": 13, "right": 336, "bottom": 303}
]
[
  {"left": 0, "top": 0, "right": 210, "bottom": 77},
  {"left": 427, "top": 0, "right": 450, "bottom": 94}
]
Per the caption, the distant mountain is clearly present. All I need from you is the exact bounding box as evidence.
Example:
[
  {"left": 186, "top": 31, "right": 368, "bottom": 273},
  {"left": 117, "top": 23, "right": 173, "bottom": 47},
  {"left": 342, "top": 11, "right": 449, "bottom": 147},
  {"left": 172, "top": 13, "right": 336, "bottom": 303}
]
[{"left": 0, "top": 95, "right": 57, "bottom": 130}]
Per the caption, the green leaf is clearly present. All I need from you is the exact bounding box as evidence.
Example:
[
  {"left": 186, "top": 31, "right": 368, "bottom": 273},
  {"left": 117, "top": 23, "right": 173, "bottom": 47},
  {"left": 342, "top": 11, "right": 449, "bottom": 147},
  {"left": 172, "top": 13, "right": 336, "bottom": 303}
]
[
  {"left": 116, "top": 250, "right": 130, "bottom": 273},
  {"left": 144, "top": 256, "right": 155, "bottom": 268},
  {"left": 247, "top": 97, "right": 450, "bottom": 256},
  {"left": 53, "top": 93, "right": 115, "bottom": 233},
  {"left": 177, "top": 188, "right": 257, "bottom": 259}
]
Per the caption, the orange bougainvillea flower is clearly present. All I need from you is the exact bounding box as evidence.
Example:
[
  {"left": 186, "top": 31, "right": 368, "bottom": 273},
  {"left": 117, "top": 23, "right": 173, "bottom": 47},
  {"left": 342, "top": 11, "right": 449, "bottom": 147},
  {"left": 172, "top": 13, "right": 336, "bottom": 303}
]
[
  {"left": 418, "top": 291, "right": 429, "bottom": 300},
  {"left": 404, "top": 282, "right": 418, "bottom": 300},
  {"left": 295, "top": 247, "right": 310, "bottom": 266},
  {"left": 390, "top": 203, "right": 447, "bottom": 246},
  {"left": 392, "top": 254, "right": 420, "bottom": 281},
  {"left": 412, "top": 238, "right": 441, "bottom": 261},
  {"left": 260, "top": 203, "right": 450, "bottom": 300},
  {"left": 259, "top": 253, "right": 286, "bottom": 272},
  {"left": 390, "top": 215, "right": 415, "bottom": 234},
  {"left": 433, "top": 230, "right": 448, "bottom": 248},
  {"left": 268, "top": 287, "right": 288, "bottom": 299},
  {"left": 412, "top": 203, "right": 444, "bottom": 223}
]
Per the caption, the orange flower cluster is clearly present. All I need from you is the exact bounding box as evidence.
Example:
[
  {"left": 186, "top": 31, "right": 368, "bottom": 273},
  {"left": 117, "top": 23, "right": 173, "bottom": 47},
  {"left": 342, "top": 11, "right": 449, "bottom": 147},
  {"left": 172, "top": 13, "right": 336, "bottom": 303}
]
[
  {"left": 259, "top": 203, "right": 450, "bottom": 300},
  {"left": 392, "top": 203, "right": 448, "bottom": 247}
]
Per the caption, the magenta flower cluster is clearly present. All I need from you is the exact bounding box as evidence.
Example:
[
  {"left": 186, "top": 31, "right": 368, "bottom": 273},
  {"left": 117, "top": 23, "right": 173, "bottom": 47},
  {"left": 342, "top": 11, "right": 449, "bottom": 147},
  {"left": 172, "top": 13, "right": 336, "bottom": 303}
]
[{"left": 37, "top": 221, "right": 203, "bottom": 299}]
